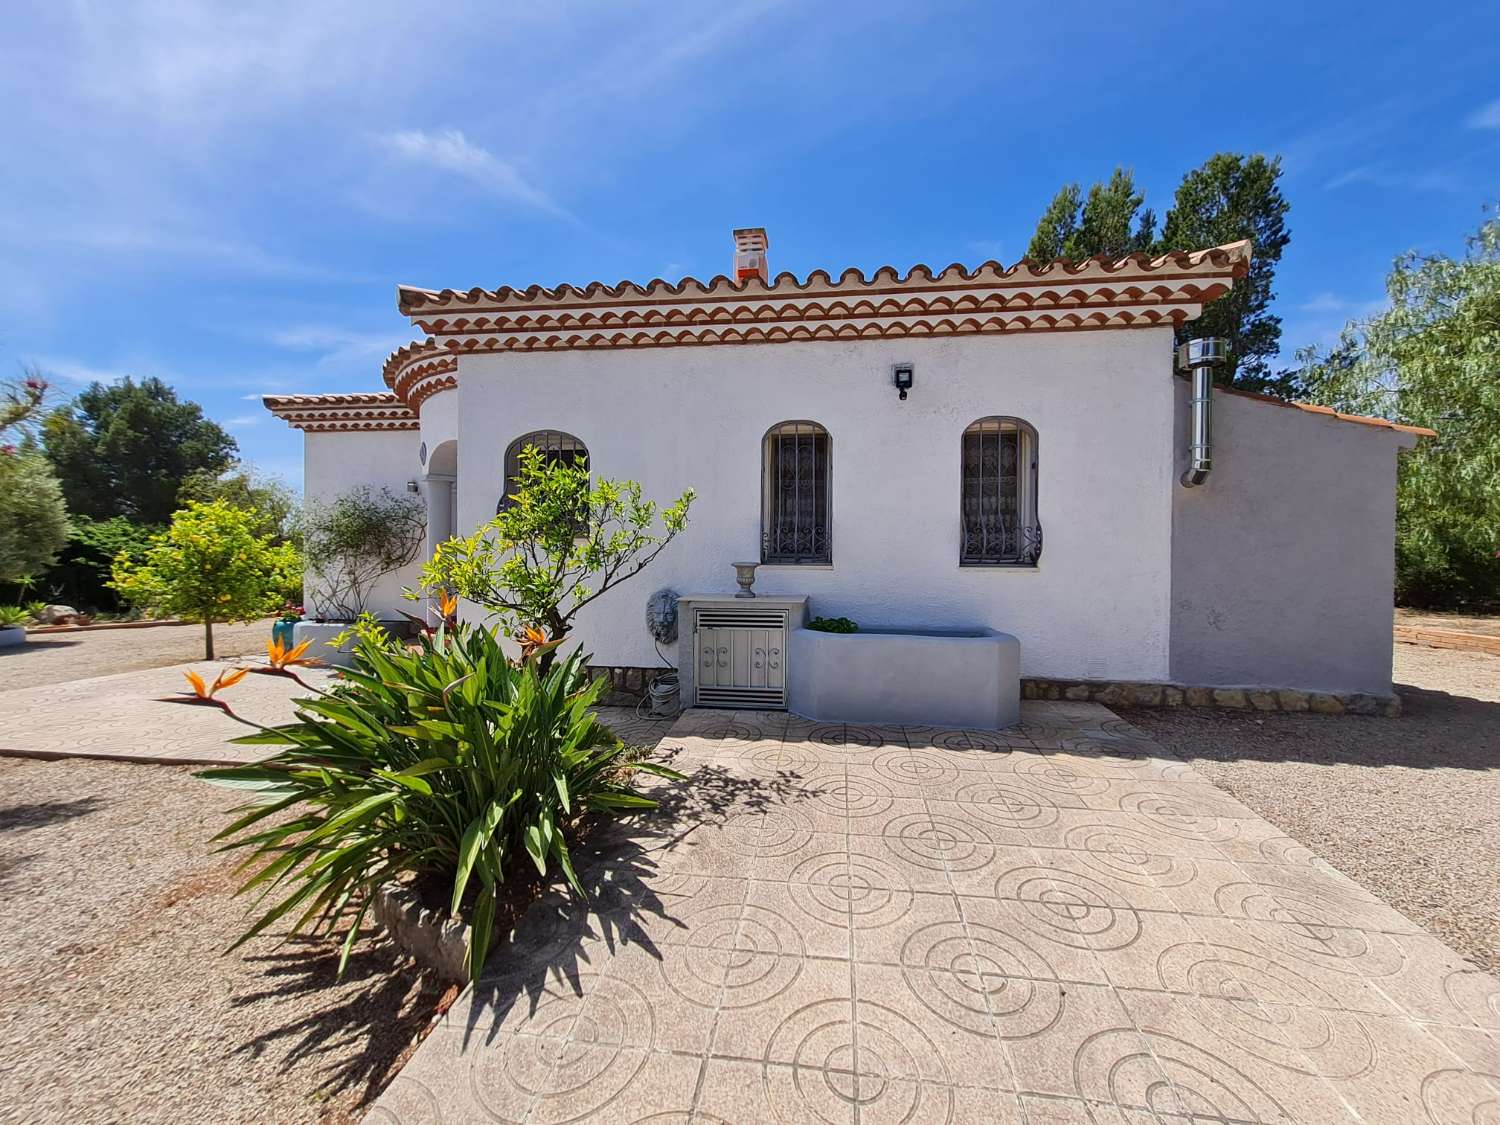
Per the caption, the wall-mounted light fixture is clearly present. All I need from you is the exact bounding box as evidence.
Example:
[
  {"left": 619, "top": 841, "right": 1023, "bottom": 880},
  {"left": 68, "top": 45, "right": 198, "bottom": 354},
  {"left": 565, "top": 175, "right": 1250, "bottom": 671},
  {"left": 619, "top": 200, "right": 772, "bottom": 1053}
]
[
  {"left": 892, "top": 362, "right": 914, "bottom": 401},
  {"left": 405, "top": 480, "right": 421, "bottom": 494}
]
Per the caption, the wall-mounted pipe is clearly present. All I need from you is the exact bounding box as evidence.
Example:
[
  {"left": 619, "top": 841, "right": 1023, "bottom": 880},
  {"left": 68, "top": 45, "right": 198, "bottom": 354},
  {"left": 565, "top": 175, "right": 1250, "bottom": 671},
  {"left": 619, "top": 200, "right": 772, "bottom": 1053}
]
[{"left": 1178, "top": 337, "right": 1228, "bottom": 487}]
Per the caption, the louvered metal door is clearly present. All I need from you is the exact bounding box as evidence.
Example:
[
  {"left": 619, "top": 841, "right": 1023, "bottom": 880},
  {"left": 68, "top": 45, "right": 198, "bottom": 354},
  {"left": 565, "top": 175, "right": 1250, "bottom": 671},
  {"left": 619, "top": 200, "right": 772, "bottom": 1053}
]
[{"left": 695, "top": 607, "right": 787, "bottom": 710}]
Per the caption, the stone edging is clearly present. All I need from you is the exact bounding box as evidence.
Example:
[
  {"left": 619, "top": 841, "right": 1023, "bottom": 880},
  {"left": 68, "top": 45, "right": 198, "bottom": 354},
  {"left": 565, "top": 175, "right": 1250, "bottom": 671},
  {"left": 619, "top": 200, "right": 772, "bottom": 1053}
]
[
  {"left": 27, "top": 619, "right": 189, "bottom": 634},
  {"left": 1394, "top": 624, "right": 1500, "bottom": 657},
  {"left": 1022, "top": 678, "right": 1401, "bottom": 717}
]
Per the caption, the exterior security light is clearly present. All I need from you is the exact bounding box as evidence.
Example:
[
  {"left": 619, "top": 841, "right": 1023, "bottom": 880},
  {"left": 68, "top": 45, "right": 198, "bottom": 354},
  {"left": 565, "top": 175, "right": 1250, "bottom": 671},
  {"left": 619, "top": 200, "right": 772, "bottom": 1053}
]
[
  {"left": 893, "top": 362, "right": 914, "bottom": 400},
  {"left": 405, "top": 480, "right": 420, "bottom": 494}
]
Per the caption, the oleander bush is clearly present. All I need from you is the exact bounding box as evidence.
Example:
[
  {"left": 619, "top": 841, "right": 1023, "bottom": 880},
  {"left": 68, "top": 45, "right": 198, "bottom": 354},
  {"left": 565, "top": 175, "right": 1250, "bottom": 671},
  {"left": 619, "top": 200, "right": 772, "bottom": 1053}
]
[
  {"left": 807, "top": 615, "right": 859, "bottom": 633},
  {"left": 201, "top": 623, "right": 680, "bottom": 980}
]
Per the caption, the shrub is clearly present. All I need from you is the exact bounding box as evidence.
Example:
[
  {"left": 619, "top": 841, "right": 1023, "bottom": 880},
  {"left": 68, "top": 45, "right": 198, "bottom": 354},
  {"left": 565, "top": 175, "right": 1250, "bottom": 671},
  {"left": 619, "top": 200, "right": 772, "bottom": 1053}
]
[
  {"left": 301, "top": 486, "right": 425, "bottom": 621},
  {"left": 0, "top": 605, "right": 30, "bottom": 628},
  {"left": 111, "top": 500, "right": 301, "bottom": 659},
  {"left": 416, "top": 445, "right": 693, "bottom": 654},
  {"left": 0, "top": 449, "right": 70, "bottom": 584},
  {"left": 808, "top": 616, "right": 859, "bottom": 633},
  {"left": 201, "top": 625, "right": 680, "bottom": 980}
]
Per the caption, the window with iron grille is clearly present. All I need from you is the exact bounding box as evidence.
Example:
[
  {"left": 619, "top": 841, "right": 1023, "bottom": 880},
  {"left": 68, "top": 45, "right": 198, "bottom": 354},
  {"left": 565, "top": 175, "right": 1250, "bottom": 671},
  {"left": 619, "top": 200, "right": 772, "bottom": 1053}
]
[
  {"left": 499, "top": 430, "right": 589, "bottom": 513},
  {"left": 960, "top": 417, "right": 1041, "bottom": 566},
  {"left": 761, "top": 421, "right": 831, "bottom": 565}
]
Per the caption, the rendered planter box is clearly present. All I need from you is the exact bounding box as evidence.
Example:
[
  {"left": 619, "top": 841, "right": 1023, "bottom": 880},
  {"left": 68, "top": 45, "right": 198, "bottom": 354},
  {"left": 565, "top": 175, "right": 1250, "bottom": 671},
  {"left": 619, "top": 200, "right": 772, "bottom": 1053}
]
[
  {"left": 373, "top": 882, "right": 475, "bottom": 984},
  {"left": 787, "top": 625, "right": 1021, "bottom": 730},
  {"left": 292, "top": 620, "right": 412, "bottom": 668},
  {"left": 0, "top": 626, "right": 25, "bottom": 649}
]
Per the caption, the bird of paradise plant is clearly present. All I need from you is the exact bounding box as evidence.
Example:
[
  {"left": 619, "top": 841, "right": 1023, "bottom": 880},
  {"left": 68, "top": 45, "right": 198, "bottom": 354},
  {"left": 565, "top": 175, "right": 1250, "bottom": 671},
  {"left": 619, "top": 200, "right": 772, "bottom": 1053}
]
[
  {"left": 160, "top": 666, "right": 250, "bottom": 717},
  {"left": 248, "top": 636, "right": 326, "bottom": 688}
]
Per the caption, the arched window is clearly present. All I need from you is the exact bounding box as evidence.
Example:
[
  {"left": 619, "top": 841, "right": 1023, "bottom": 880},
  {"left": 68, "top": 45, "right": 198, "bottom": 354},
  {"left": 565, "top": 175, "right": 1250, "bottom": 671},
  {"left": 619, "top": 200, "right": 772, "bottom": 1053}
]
[
  {"left": 762, "top": 421, "right": 831, "bottom": 565},
  {"left": 961, "top": 417, "right": 1041, "bottom": 566},
  {"left": 499, "top": 430, "right": 588, "bottom": 513}
]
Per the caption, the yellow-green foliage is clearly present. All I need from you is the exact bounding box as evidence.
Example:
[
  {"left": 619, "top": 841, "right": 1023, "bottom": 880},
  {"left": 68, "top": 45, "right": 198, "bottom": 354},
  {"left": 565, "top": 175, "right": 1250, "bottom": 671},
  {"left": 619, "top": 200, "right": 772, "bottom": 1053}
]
[{"left": 111, "top": 500, "right": 300, "bottom": 647}]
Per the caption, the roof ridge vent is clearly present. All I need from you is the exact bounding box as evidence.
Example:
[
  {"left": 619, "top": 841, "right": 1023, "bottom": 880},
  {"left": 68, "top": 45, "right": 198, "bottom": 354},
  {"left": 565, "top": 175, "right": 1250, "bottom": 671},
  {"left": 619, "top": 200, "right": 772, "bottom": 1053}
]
[{"left": 733, "top": 227, "right": 769, "bottom": 282}]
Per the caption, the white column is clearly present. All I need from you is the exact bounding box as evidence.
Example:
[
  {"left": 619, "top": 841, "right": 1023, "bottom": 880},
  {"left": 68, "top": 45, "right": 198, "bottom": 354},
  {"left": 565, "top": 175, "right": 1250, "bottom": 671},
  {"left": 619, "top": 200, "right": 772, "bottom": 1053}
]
[{"left": 424, "top": 474, "right": 456, "bottom": 559}]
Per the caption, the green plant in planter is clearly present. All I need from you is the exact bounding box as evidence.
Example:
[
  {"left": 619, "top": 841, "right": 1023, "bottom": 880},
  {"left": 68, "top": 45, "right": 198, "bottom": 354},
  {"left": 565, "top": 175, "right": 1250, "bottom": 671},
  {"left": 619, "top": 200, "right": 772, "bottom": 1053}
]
[
  {"left": 807, "top": 616, "right": 859, "bottom": 633},
  {"left": 200, "top": 623, "right": 681, "bottom": 981},
  {"left": 0, "top": 605, "right": 30, "bottom": 628}
]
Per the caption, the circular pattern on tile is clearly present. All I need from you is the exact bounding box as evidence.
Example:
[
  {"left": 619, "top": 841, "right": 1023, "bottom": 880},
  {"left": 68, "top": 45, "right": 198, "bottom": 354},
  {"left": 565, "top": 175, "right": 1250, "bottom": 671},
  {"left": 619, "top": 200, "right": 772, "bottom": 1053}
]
[
  {"left": 1212, "top": 881, "right": 1369, "bottom": 932},
  {"left": 365, "top": 1075, "right": 441, "bottom": 1125},
  {"left": 1155, "top": 942, "right": 1375, "bottom": 1077},
  {"left": 763, "top": 999, "right": 954, "bottom": 1124},
  {"left": 1252, "top": 834, "right": 1319, "bottom": 866},
  {"left": 663, "top": 903, "right": 805, "bottom": 1009},
  {"left": 901, "top": 919, "right": 1064, "bottom": 1039},
  {"left": 472, "top": 975, "right": 653, "bottom": 1120},
  {"left": 954, "top": 779, "right": 1060, "bottom": 831},
  {"left": 745, "top": 742, "right": 823, "bottom": 774},
  {"left": 1074, "top": 1029, "right": 1292, "bottom": 1121},
  {"left": 1419, "top": 1068, "right": 1500, "bottom": 1125},
  {"left": 926, "top": 728, "right": 1014, "bottom": 755},
  {"left": 1062, "top": 824, "right": 1197, "bottom": 887},
  {"left": 758, "top": 810, "right": 817, "bottom": 858},
  {"left": 800, "top": 772, "right": 894, "bottom": 819},
  {"left": 1119, "top": 792, "right": 1241, "bottom": 842},
  {"left": 697, "top": 720, "right": 767, "bottom": 742},
  {"left": 883, "top": 811, "right": 993, "bottom": 872},
  {"left": 994, "top": 866, "right": 1142, "bottom": 951},
  {"left": 872, "top": 748, "right": 961, "bottom": 789},
  {"left": 808, "top": 723, "right": 886, "bottom": 750},
  {"left": 1012, "top": 755, "right": 1111, "bottom": 796},
  {"left": 1442, "top": 968, "right": 1500, "bottom": 1029},
  {"left": 788, "top": 850, "right": 914, "bottom": 930}
]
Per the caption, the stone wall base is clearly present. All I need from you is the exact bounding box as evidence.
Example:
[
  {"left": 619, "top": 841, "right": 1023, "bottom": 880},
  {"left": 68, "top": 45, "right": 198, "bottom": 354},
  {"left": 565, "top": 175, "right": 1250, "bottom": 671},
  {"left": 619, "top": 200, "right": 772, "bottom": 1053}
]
[
  {"left": 1022, "top": 678, "right": 1401, "bottom": 718},
  {"left": 590, "top": 665, "right": 1402, "bottom": 718}
]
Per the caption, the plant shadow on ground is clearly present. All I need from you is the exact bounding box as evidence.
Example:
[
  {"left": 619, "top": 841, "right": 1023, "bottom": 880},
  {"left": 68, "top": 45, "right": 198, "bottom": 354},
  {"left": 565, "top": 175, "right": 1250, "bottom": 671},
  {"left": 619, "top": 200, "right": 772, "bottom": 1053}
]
[
  {"left": 454, "top": 741, "right": 819, "bottom": 1049},
  {"left": 232, "top": 931, "right": 452, "bottom": 1108},
  {"left": 1120, "top": 681, "right": 1500, "bottom": 772},
  {"left": 0, "top": 794, "right": 103, "bottom": 832},
  {"left": 0, "top": 638, "right": 83, "bottom": 657}
]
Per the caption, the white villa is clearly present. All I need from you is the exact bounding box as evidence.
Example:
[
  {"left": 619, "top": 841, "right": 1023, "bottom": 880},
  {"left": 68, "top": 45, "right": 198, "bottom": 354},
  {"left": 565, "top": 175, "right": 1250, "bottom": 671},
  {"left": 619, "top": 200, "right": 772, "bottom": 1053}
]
[{"left": 266, "top": 229, "right": 1432, "bottom": 716}]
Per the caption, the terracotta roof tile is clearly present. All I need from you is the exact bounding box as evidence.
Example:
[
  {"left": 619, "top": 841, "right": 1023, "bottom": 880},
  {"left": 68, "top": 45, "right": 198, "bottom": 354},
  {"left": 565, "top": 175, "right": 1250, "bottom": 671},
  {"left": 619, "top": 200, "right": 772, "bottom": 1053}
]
[{"left": 1218, "top": 385, "right": 1436, "bottom": 438}]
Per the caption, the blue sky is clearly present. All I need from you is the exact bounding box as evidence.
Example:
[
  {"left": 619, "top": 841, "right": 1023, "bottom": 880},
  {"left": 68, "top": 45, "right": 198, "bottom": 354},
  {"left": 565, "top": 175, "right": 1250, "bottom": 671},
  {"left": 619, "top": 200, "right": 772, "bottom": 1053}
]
[{"left": 2, "top": 1, "right": 1496, "bottom": 488}]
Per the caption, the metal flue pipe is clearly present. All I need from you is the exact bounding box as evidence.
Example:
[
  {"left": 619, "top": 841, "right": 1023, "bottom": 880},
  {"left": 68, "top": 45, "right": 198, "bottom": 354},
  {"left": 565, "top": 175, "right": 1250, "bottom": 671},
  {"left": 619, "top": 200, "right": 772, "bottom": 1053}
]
[{"left": 1178, "top": 337, "right": 1228, "bottom": 487}]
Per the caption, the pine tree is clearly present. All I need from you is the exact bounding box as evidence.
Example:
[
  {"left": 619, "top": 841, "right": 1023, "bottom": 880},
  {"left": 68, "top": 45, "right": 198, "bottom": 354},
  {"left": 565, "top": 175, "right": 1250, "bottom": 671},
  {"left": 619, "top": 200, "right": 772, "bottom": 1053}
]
[{"left": 1158, "top": 153, "right": 1291, "bottom": 390}]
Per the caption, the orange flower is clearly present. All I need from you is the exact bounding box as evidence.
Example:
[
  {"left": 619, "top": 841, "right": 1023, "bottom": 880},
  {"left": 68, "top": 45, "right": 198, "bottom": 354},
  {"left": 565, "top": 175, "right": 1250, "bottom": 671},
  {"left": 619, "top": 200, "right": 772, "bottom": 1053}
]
[
  {"left": 165, "top": 666, "right": 249, "bottom": 712},
  {"left": 438, "top": 591, "right": 458, "bottom": 620},
  {"left": 266, "top": 637, "right": 322, "bottom": 670}
]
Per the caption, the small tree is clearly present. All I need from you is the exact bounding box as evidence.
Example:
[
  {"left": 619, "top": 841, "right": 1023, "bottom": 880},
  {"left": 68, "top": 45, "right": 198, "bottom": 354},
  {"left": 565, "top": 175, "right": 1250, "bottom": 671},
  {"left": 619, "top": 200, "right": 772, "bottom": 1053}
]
[
  {"left": 417, "top": 445, "right": 693, "bottom": 652},
  {"left": 1, "top": 368, "right": 69, "bottom": 584},
  {"left": 300, "top": 486, "right": 426, "bottom": 621},
  {"left": 0, "top": 449, "right": 70, "bottom": 584},
  {"left": 111, "top": 500, "right": 300, "bottom": 658}
]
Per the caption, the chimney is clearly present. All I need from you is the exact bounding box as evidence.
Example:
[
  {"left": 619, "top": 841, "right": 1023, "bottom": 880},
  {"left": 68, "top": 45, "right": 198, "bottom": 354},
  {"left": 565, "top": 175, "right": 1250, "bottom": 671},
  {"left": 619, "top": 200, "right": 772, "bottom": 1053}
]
[{"left": 732, "top": 227, "right": 769, "bottom": 282}]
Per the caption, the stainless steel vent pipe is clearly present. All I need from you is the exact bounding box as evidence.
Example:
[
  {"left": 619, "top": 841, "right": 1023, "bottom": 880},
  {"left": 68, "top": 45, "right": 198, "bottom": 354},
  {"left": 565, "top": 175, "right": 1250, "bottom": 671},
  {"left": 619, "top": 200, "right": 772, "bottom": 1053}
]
[{"left": 1178, "top": 337, "right": 1228, "bottom": 487}]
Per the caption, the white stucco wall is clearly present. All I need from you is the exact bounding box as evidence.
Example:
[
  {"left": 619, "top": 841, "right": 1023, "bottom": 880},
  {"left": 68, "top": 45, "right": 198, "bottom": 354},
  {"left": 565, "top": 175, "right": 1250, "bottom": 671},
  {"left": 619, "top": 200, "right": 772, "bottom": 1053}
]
[
  {"left": 303, "top": 429, "right": 425, "bottom": 621},
  {"left": 1169, "top": 386, "right": 1411, "bottom": 696},
  {"left": 452, "top": 329, "right": 1180, "bottom": 680}
]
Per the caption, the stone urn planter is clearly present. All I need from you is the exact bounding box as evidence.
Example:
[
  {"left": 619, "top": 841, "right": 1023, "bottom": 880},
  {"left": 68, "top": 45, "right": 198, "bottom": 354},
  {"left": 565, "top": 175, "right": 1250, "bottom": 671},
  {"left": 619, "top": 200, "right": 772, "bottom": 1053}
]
[{"left": 0, "top": 625, "right": 25, "bottom": 649}]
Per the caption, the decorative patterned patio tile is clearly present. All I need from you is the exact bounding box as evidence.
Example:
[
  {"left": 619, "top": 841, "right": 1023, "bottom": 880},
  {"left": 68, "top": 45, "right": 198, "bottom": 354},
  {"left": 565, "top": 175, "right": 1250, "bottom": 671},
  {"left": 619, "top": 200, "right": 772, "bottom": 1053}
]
[{"left": 364, "top": 704, "right": 1500, "bottom": 1124}]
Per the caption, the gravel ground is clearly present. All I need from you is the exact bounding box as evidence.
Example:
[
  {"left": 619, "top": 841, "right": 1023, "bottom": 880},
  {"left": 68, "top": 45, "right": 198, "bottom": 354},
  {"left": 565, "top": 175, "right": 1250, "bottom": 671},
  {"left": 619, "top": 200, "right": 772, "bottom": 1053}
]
[
  {"left": 1, "top": 620, "right": 276, "bottom": 692},
  {"left": 0, "top": 757, "right": 451, "bottom": 1125},
  {"left": 1123, "top": 643, "right": 1500, "bottom": 973}
]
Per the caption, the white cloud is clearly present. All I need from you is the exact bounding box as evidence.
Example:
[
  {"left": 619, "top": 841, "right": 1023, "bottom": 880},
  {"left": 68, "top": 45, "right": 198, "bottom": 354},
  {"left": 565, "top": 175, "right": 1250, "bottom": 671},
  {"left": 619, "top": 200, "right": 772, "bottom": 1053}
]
[
  {"left": 379, "top": 129, "right": 570, "bottom": 218},
  {"left": 224, "top": 415, "right": 262, "bottom": 427},
  {"left": 1467, "top": 99, "right": 1500, "bottom": 130},
  {"left": 270, "top": 325, "right": 412, "bottom": 374},
  {"left": 32, "top": 357, "right": 131, "bottom": 385},
  {"left": 967, "top": 239, "right": 1005, "bottom": 261}
]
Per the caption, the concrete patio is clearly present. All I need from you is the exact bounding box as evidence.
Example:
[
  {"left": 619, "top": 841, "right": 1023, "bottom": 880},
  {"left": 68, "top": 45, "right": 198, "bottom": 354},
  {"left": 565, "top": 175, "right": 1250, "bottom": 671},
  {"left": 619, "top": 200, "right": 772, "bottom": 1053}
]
[{"left": 368, "top": 704, "right": 1500, "bottom": 1124}]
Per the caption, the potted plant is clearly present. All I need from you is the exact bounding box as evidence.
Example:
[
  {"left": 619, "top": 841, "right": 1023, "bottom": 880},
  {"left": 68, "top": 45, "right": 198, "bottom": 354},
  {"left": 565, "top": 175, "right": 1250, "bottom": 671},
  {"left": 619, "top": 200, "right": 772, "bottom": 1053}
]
[
  {"left": 296, "top": 486, "right": 426, "bottom": 667},
  {"left": 0, "top": 604, "right": 29, "bottom": 648},
  {"left": 271, "top": 602, "right": 302, "bottom": 649}
]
